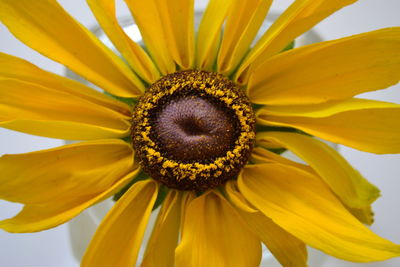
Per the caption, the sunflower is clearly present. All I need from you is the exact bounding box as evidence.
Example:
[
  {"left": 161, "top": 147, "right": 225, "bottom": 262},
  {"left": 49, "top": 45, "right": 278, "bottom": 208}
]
[{"left": 0, "top": 0, "right": 400, "bottom": 266}]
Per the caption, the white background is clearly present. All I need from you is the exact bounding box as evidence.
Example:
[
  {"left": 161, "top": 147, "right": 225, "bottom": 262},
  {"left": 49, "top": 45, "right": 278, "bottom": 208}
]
[{"left": 0, "top": 0, "right": 399, "bottom": 266}]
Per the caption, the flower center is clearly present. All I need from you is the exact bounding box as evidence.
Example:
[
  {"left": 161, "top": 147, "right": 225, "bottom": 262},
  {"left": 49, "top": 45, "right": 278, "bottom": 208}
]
[
  {"left": 154, "top": 96, "right": 236, "bottom": 161},
  {"left": 131, "top": 70, "right": 255, "bottom": 191}
]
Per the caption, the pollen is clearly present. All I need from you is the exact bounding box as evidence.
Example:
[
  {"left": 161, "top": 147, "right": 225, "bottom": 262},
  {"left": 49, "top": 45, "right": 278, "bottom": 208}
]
[{"left": 131, "top": 70, "right": 255, "bottom": 191}]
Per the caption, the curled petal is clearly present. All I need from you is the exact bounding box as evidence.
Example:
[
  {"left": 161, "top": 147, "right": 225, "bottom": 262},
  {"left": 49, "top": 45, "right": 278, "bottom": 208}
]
[{"left": 239, "top": 163, "right": 400, "bottom": 262}]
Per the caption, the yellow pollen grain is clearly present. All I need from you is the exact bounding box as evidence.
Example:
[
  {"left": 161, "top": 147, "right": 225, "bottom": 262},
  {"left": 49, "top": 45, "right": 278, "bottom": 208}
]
[{"left": 162, "top": 160, "right": 178, "bottom": 169}]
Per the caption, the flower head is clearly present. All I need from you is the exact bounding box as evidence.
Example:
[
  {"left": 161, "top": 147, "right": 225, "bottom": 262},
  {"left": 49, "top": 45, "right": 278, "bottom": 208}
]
[{"left": 0, "top": 0, "right": 400, "bottom": 266}]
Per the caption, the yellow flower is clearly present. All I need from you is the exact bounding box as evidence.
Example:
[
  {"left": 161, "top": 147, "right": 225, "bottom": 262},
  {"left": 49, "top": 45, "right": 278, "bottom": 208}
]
[{"left": 0, "top": 0, "right": 400, "bottom": 266}]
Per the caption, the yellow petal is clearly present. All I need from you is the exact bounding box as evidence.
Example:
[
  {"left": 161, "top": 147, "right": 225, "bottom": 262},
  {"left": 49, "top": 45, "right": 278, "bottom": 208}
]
[
  {"left": 251, "top": 146, "right": 376, "bottom": 225},
  {"left": 257, "top": 99, "right": 400, "bottom": 154},
  {"left": 0, "top": 139, "right": 134, "bottom": 204},
  {"left": 124, "top": 0, "right": 176, "bottom": 74},
  {"left": 0, "top": 78, "right": 130, "bottom": 140},
  {"left": 0, "top": 120, "right": 130, "bottom": 141},
  {"left": 235, "top": 0, "right": 357, "bottom": 84},
  {"left": 155, "top": 0, "right": 194, "bottom": 69},
  {"left": 0, "top": 0, "right": 144, "bottom": 97},
  {"left": 256, "top": 131, "right": 380, "bottom": 209},
  {"left": 217, "top": 0, "right": 272, "bottom": 75},
  {"left": 239, "top": 163, "right": 400, "bottom": 262},
  {"left": 0, "top": 52, "right": 131, "bottom": 115},
  {"left": 179, "top": 191, "right": 196, "bottom": 235},
  {"left": 87, "top": 0, "right": 160, "bottom": 84},
  {"left": 196, "top": 0, "right": 233, "bottom": 70},
  {"left": 175, "top": 191, "right": 261, "bottom": 267},
  {"left": 224, "top": 181, "right": 257, "bottom": 213},
  {"left": 81, "top": 180, "right": 158, "bottom": 267},
  {"left": 0, "top": 169, "right": 140, "bottom": 233},
  {"left": 225, "top": 181, "right": 308, "bottom": 267},
  {"left": 247, "top": 28, "right": 400, "bottom": 105},
  {"left": 142, "top": 190, "right": 181, "bottom": 267},
  {"left": 251, "top": 146, "right": 312, "bottom": 173},
  {"left": 259, "top": 98, "right": 400, "bottom": 118}
]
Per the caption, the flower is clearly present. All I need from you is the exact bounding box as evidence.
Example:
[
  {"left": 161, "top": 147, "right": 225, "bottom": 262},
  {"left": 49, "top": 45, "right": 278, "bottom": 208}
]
[{"left": 0, "top": 0, "right": 400, "bottom": 266}]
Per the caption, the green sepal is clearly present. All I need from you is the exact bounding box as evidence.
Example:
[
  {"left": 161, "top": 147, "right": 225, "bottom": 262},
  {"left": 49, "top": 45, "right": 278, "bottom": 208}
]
[
  {"left": 252, "top": 103, "right": 264, "bottom": 111},
  {"left": 152, "top": 185, "right": 169, "bottom": 211},
  {"left": 113, "top": 170, "right": 148, "bottom": 201},
  {"left": 104, "top": 91, "right": 137, "bottom": 107},
  {"left": 121, "top": 135, "right": 132, "bottom": 144},
  {"left": 256, "top": 124, "right": 302, "bottom": 134},
  {"left": 281, "top": 40, "right": 295, "bottom": 52},
  {"left": 268, "top": 148, "right": 287, "bottom": 155}
]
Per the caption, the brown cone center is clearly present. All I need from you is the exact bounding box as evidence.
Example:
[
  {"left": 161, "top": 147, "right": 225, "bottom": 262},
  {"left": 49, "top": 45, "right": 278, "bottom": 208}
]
[
  {"left": 131, "top": 70, "right": 256, "bottom": 191},
  {"left": 154, "top": 96, "right": 236, "bottom": 161}
]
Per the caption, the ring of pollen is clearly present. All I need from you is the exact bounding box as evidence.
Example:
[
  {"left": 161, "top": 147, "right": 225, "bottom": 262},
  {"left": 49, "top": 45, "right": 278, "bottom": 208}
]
[{"left": 131, "top": 70, "right": 256, "bottom": 191}]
